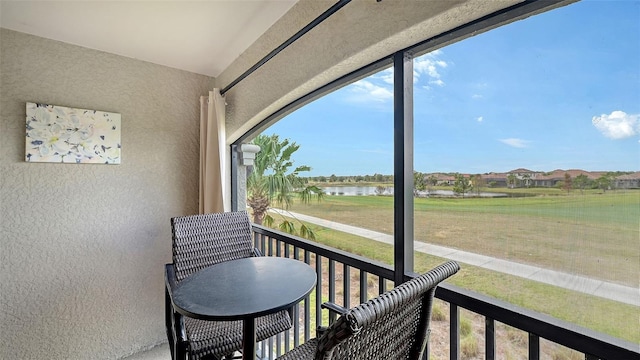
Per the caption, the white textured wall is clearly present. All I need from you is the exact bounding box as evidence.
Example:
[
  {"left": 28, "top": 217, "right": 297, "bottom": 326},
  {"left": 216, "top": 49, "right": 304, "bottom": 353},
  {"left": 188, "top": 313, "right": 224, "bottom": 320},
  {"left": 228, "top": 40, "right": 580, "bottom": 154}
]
[{"left": 0, "top": 29, "right": 212, "bottom": 359}]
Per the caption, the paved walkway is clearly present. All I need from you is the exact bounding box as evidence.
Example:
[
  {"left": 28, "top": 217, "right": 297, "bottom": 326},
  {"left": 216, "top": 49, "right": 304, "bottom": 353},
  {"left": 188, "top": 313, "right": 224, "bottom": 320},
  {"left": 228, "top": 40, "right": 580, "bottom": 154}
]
[{"left": 272, "top": 210, "right": 639, "bottom": 307}]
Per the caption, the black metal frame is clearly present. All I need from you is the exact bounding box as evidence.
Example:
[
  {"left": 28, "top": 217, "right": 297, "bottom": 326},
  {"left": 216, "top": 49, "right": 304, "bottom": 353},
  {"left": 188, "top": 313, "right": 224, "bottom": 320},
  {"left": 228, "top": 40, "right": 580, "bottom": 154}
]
[{"left": 220, "top": 0, "right": 352, "bottom": 96}]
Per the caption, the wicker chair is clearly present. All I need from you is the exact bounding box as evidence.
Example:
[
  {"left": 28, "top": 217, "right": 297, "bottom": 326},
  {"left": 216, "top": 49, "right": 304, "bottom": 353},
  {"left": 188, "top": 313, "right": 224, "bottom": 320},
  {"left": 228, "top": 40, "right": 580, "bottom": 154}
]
[
  {"left": 276, "top": 261, "right": 460, "bottom": 360},
  {"left": 164, "top": 211, "right": 293, "bottom": 360}
]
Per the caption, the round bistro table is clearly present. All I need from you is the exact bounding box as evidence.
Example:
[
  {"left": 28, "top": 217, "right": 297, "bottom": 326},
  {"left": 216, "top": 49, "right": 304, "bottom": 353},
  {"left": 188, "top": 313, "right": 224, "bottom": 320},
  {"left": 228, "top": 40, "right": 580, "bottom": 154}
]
[{"left": 172, "top": 257, "right": 317, "bottom": 359}]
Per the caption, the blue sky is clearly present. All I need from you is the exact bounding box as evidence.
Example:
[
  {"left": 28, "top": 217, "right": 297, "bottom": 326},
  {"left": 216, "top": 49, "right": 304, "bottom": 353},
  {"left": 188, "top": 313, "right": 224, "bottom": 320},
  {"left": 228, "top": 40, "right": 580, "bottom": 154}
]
[{"left": 265, "top": 0, "right": 640, "bottom": 176}]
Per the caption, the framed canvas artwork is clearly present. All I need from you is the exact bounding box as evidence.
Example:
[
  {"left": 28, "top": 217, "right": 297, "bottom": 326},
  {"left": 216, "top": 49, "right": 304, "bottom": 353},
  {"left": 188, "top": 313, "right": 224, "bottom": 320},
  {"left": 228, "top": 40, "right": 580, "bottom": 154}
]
[{"left": 25, "top": 102, "right": 121, "bottom": 164}]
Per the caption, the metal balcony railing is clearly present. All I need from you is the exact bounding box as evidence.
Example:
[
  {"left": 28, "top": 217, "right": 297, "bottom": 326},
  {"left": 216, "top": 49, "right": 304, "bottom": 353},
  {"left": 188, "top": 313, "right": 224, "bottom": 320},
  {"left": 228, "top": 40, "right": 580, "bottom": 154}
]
[{"left": 250, "top": 224, "right": 639, "bottom": 360}]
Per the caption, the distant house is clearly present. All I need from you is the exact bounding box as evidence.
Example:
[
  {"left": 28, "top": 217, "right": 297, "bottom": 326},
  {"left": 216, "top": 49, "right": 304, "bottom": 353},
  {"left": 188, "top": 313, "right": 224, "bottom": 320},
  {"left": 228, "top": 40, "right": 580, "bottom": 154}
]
[
  {"left": 423, "top": 169, "right": 640, "bottom": 189},
  {"left": 531, "top": 169, "right": 603, "bottom": 188},
  {"left": 615, "top": 172, "right": 640, "bottom": 189},
  {"left": 481, "top": 173, "right": 508, "bottom": 187},
  {"left": 430, "top": 173, "right": 456, "bottom": 186}
]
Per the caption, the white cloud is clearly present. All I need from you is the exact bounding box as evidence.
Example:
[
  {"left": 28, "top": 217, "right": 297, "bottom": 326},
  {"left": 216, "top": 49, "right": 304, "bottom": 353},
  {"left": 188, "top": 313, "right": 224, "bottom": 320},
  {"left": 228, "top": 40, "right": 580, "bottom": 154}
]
[
  {"left": 592, "top": 111, "right": 639, "bottom": 139},
  {"left": 499, "top": 138, "right": 530, "bottom": 148},
  {"left": 378, "top": 68, "right": 394, "bottom": 85},
  {"left": 414, "top": 51, "right": 449, "bottom": 86},
  {"left": 344, "top": 50, "right": 449, "bottom": 103},
  {"left": 476, "top": 116, "right": 483, "bottom": 123},
  {"left": 346, "top": 79, "right": 393, "bottom": 103},
  {"left": 472, "top": 94, "right": 483, "bottom": 99}
]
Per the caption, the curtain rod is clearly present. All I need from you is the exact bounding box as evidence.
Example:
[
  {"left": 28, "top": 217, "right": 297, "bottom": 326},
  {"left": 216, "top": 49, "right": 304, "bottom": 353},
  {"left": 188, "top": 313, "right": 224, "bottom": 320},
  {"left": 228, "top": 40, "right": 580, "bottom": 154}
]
[{"left": 220, "top": 0, "right": 352, "bottom": 95}]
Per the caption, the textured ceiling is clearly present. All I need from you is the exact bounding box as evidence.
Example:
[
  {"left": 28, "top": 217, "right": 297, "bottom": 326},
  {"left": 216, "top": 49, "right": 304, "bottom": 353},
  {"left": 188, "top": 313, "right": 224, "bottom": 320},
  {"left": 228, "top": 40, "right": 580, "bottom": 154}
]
[{"left": 0, "top": 0, "right": 298, "bottom": 77}]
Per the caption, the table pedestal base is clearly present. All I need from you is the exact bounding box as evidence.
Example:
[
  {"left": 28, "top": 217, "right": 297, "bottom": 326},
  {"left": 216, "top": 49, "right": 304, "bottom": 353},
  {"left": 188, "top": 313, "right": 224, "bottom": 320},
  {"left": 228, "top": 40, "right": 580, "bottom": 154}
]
[{"left": 242, "top": 318, "right": 257, "bottom": 360}]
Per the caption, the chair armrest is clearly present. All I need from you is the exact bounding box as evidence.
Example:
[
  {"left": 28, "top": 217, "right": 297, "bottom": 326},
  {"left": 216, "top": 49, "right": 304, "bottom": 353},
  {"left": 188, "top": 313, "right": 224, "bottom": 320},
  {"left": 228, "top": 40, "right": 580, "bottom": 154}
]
[
  {"left": 165, "top": 264, "right": 179, "bottom": 292},
  {"left": 320, "top": 302, "right": 348, "bottom": 330},
  {"left": 321, "top": 302, "right": 348, "bottom": 316}
]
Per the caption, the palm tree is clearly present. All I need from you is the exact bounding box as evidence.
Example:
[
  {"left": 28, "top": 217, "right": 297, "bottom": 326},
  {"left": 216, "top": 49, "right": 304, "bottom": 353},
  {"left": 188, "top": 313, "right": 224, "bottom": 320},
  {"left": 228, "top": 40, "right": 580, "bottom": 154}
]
[{"left": 247, "top": 134, "right": 324, "bottom": 239}]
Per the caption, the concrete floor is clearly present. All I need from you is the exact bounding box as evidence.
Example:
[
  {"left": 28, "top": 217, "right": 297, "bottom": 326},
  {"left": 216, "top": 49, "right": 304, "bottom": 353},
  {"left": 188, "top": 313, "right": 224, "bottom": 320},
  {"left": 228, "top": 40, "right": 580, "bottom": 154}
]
[{"left": 123, "top": 343, "right": 171, "bottom": 360}]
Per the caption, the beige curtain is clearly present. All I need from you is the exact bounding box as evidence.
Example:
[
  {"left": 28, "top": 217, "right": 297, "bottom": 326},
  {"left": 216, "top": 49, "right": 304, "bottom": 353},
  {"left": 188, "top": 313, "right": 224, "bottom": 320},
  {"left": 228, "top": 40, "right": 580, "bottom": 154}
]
[{"left": 199, "top": 89, "right": 227, "bottom": 214}]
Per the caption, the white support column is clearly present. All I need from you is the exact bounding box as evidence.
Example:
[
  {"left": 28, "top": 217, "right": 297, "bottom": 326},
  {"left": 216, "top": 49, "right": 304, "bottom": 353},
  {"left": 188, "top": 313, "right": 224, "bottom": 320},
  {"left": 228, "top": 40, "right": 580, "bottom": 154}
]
[{"left": 234, "top": 144, "right": 261, "bottom": 211}]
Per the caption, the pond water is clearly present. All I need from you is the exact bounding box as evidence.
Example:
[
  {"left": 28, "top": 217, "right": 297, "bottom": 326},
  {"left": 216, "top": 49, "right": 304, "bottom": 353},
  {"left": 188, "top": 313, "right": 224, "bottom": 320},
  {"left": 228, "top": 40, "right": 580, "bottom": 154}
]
[
  {"left": 322, "top": 186, "right": 392, "bottom": 196},
  {"left": 321, "top": 186, "right": 508, "bottom": 197}
]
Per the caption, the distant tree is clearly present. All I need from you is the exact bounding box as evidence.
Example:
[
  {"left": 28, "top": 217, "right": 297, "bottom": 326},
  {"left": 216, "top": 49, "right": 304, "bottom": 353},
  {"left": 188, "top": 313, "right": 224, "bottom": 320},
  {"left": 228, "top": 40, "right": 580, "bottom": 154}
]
[
  {"left": 507, "top": 173, "right": 518, "bottom": 189},
  {"left": 470, "top": 174, "right": 486, "bottom": 196},
  {"left": 596, "top": 174, "right": 613, "bottom": 192},
  {"left": 574, "top": 174, "right": 590, "bottom": 194},
  {"left": 426, "top": 174, "right": 438, "bottom": 193},
  {"left": 488, "top": 181, "right": 497, "bottom": 188},
  {"left": 453, "top": 173, "right": 472, "bottom": 198},
  {"left": 563, "top": 172, "right": 572, "bottom": 193},
  {"left": 521, "top": 173, "right": 532, "bottom": 188},
  {"left": 318, "top": 175, "right": 326, "bottom": 182},
  {"left": 414, "top": 171, "right": 426, "bottom": 196},
  {"left": 329, "top": 174, "right": 337, "bottom": 182}
]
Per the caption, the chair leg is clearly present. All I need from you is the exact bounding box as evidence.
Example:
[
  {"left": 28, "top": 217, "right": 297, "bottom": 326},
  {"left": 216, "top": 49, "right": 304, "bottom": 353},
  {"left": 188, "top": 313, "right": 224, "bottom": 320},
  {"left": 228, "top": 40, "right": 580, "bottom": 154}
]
[
  {"left": 174, "top": 340, "right": 188, "bottom": 360},
  {"left": 166, "top": 288, "right": 176, "bottom": 359}
]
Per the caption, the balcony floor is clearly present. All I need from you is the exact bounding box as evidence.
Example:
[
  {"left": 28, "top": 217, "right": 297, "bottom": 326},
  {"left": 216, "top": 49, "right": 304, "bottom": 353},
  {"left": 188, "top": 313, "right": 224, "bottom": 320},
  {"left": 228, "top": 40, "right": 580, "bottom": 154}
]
[{"left": 123, "top": 344, "right": 170, "bottom": 360}]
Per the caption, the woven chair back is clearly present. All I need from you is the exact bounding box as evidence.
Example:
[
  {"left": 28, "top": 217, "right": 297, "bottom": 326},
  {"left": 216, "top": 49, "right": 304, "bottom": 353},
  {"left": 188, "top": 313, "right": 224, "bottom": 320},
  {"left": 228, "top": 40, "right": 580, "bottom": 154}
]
[
  {"left": 315, "top": 261, "right": 460, "bottom": 360},
  {"left": 171, "top": 211, "right": 255, "bottom": 282}
]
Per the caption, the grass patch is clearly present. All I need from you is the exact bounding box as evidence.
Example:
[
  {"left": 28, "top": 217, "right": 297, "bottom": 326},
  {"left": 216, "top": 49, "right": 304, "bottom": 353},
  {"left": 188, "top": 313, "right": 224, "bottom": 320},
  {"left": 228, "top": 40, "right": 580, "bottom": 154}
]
[
  {"left": 460, "top": 333, "right": 479, "bottom": 359},
  {"left": 505, "top": 326, "right": 527, "bottom": 347},
  {"left": 551, "top": 347, "right": 585, "bottom": 360},
  {"left": 460, "top": 316, "right": 472, "bottom": 337},
  {"left": 431, "top": 301, "right": 447, "bottom": 321}
]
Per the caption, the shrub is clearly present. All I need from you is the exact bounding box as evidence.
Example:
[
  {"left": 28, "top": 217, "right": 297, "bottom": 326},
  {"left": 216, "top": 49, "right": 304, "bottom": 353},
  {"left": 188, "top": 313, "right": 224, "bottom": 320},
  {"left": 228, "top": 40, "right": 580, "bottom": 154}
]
[
  {"left": 506, "top": 327, "right": 527, "bottom": 346},
  {"left": 431, "top": 303, "right": 447, "bottom": 321},
  {"left": 460, "top": 316, "right": 472, "bottom": 337},
  {"left": 460, "top": 334, "right": 479, "bottom": 359}
]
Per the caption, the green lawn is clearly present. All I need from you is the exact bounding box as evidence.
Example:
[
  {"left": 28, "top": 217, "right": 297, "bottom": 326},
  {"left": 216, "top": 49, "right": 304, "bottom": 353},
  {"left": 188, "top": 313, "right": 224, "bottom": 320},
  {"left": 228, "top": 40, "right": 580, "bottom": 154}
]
[
  {"left": 289, "top": 190, "right": 639, "bottom": 286},
  {"left": 270, "top": 189, "right": 640, "bottom": 343}
]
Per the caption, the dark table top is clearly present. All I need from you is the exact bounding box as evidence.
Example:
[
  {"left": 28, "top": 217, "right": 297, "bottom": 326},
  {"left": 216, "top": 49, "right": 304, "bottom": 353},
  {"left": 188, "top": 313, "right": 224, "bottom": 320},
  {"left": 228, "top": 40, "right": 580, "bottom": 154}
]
[{"left": 172, "top": 257, "right": 317, "bottom": 321}]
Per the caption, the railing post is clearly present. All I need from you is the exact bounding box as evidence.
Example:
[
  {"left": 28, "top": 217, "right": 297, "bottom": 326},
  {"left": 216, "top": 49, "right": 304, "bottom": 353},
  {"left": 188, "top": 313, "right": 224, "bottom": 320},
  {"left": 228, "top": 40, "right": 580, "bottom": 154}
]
[
  {"left": 316, "top": 254, "right": 323, "bottom": 334},
  {"left": 450, "top": 304, "right": 460, "bottom": 360},
  {"left": 529, "top": 333, "right": 540, "bottom": 360},
  {"left": 486, "top": 318, "right": 495, "bottom": 360},
  {"left": 344, "top": 264, "right": 351, "bottom": 309},
  {"left": 360, "top": 271, "right": 368, "bottom": 303},
  {"left": 304, "top": 250, "right": 311, "bottom": 342}
]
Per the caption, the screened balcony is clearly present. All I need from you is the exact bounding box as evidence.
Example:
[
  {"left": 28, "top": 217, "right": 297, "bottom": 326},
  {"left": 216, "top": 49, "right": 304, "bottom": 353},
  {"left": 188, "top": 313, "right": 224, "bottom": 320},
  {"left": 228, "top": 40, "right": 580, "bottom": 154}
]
[{"left": 2, "top": 1, "right": 637, "bottom": 359}]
